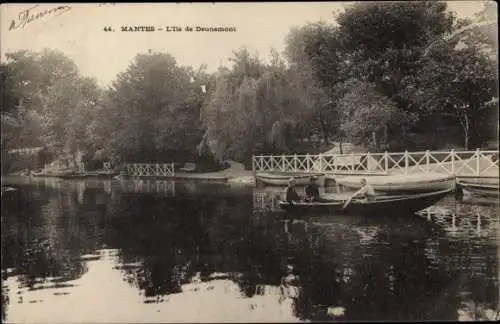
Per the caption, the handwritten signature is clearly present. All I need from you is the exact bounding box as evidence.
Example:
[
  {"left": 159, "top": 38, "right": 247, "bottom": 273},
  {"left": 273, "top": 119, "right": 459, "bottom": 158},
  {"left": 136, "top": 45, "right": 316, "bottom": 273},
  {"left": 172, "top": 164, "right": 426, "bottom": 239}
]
[{"left": 9, "top": 5, "right": 72, "bottom": 31}]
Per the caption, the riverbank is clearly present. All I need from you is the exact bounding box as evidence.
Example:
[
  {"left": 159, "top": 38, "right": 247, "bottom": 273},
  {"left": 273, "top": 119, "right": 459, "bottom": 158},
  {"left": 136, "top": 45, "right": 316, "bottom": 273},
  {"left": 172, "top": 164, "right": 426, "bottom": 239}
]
[{"left": 114, "top": 160, "right": 255, "bottom": 184}]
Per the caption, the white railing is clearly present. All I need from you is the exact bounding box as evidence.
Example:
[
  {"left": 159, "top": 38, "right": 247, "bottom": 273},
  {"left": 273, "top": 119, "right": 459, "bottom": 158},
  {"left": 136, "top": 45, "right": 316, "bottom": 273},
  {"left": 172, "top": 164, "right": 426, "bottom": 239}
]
[
  {"left": 252, "top": 149, "right": 499, "bottom": 177},
  {"left": 253, "top": 190, "right": 283, "bottom": 211},
  {"left": 417, "top": 204, "right": 499, "bottom": 238},
  {"left": 125, "top": 163, "right": 175, "bottom": 177},
  {"left": 119, "top": 179, "right": 176, "bottom": 195}
]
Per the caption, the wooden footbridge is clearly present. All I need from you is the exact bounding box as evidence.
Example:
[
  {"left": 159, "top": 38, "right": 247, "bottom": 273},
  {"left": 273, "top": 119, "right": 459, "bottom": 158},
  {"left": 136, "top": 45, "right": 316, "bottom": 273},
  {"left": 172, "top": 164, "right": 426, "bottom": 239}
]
[
  {"left": 252, "top": 149, "right": 499, "bottom": 178},
  {"left": 124, "top": 163, "right": 175, "bottom": 177}
]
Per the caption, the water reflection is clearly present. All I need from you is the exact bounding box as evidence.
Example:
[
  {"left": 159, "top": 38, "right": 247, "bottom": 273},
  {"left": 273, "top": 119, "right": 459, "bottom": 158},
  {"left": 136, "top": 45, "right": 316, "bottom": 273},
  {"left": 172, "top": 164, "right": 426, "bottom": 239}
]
[
  {"left": 1, "top": 176, "right": 499, "bottom": 322},
  {"left": 417, "top": 196, "right": 499, "bottom": 239}
]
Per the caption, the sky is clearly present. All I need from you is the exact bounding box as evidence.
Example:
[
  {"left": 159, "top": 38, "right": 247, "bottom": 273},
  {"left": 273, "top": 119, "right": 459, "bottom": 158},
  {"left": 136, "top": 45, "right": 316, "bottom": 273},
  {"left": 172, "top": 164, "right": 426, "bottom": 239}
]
[{"left": 0, "top": 1, "right": 495, "bottom": 86}]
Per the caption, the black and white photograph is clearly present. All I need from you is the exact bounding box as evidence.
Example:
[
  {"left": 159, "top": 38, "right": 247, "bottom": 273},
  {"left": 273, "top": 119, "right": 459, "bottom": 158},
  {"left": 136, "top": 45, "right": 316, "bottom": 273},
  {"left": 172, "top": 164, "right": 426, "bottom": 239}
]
[{"left": 1, "top": 1, "right": 499, "bottom": 322}]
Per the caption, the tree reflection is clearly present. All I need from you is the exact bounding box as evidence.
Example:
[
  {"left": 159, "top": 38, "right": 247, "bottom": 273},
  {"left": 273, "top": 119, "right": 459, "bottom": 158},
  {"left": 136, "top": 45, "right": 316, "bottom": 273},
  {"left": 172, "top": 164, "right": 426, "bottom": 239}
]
[
  {"left": 105, "top": 191, "right": 288, "bottom": 302},
  {"left": 2, "top": 180, "right": 498, "bottom": 322},
  {"left": 272, "top": 217, "right": 463, "bottom": 321},
  {"left": 1, "top": 183, "right": 109, "bottom": 302}
]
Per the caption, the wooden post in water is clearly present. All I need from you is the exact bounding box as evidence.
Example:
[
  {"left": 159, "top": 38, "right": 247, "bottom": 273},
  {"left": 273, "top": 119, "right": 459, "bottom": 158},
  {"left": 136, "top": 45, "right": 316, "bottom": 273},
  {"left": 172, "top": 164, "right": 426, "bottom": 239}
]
[
  {"left": 476, "top": 148, "right": 481, "bottom": 176},
  {"left": 451, "top": 149, "right": 455, "bottom": 176},
  {"left": 425, "top": 150, "right": 430, "bottom": 173},
  {"left": 384, "top": 151, "right": 388, "bottom": 174},
  {"left": 476, "top": 211, "right": 481, "bottom": 236},
  {"left": 404, "top": 150, "right": 409, "bottom": 176}
]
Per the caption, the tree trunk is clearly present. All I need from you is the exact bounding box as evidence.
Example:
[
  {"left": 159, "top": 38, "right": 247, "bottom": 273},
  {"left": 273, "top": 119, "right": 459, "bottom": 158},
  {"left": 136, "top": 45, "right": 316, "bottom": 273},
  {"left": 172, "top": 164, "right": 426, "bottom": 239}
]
[
  {"left": 372, "top": 131, "right": 381, "bottom": 152},
  {"left": 464, "top": 129, "right": 469, "bottom": 150},
  {"left": 460, "top": 114, "right": 470, "bottom": 150},
  {"left": 318, "top": 115, "right": 329, "bottom": 144},
  {"left": 383, "top": 124, "right": 388, "bottom": 148}
]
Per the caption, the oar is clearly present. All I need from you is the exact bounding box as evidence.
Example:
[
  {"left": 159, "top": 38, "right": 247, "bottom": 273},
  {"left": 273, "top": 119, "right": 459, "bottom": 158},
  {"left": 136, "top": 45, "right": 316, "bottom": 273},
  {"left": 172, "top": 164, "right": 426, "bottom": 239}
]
[{"left": 342, "top": 197, "right": 352, "bottom": 209}]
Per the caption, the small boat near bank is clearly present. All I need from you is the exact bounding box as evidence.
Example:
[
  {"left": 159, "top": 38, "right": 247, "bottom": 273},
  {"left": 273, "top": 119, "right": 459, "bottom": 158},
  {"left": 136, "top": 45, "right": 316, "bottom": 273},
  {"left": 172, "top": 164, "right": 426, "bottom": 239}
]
[
  {"left": 256, "top": 172, "right": 324, "bottom": 186},
  {"left": 458, "top": 181, "right": 499, "bottom": 198},
  {"left": 30, "top": 169, "right": 75, "bottom": 178},
  {"left": 77, "top": 170, "right": 120, "bottom": 179},
  {"left": 278, "top": 188, "right": 453, "bottom": 216},
  {"left": 333, "top": 173, "right": 455, "bottom": 194},
  {"left": 1, "top": 186, "right": 18, "bottom": 197}
]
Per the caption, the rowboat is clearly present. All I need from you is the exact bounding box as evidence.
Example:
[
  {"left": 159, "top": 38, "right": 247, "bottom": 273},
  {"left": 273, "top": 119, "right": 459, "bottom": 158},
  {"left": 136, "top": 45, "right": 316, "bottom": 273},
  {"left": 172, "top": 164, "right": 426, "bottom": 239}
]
[
  {"left": 334, "top": 173, "right": 455, "bottom": 194},
  {"left": 85, "top": 170, "right": 120, "bottom": 178},
  {"left": 278, "top": 188, "right": 453, "bottom": 216},
  {"left": 458, "top": 181, "right": 499, "bottom": 197},
  {"left": 1, "top": 186, "right": 17, "bottom": 197},
  {"left": 30, "top": 169, "right": 75, "bottom": 178},
  {"left": 95, "top": 170, "right": 120, "bottom": 177},
  {"left": 55, "top": 170, "right": 121, "bottom": 179},
  {"left": 256, "top": 172, "right": 324, "bottom": 186},
  {"left": 57, "top": 173, "right": 90, "bottom": 179}
]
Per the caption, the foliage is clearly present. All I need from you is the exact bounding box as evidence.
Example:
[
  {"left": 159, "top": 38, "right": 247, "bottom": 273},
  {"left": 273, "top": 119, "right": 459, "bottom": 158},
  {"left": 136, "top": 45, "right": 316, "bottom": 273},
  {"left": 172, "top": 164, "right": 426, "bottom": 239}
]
[
  {"left": 199, "top": 46, "right": 328, "bottom": 161},
  {"left": 338, "top": 80, "right": 417, "bottom": 150},
  {"left": 2, "top": 1, "right": 497, "bottom": 172},
  {"left": 410, "top": 12, "right": 498, "bottom": 149},
  {"left": 98, "top": 52, "right": 205, "bottom": 163},
  {"left": 1, "top": 49, "right": 101, "bottom": 172}
]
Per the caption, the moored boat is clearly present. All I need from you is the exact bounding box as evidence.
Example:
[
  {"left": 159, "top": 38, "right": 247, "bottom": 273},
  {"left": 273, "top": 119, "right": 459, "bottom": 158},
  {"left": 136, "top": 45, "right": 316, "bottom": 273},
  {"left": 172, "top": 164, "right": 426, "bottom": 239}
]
[
  {"left": 57, "top": 173, "right": 90, "bottom": 179},
  {"left": 256, "top": 172, "right": 324, "bottom": 186},
  {"left": 30, "top": 169, "right": 75, "bottom": 178},
  {"left": 1, "top": 186, "right": 18, "bottom": 197},
  {"left": 278, "top": 188, "right": 453, "bottom": 216},
  {"left": 458, "top": 181, "right": 499, "bottom": 198},
  {"left": 334, "top": 173, "right": 456, "bottom": 194},
  {"left": 85, "top": 170, "right": 121, "bottom": 178}
]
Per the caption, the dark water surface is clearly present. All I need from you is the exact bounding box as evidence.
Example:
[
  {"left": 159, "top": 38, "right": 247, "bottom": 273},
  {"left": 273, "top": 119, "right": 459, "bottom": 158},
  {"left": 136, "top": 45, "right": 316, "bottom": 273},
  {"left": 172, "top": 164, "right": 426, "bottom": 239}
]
[{"left": 1, "top": 176, "right": 499, "bottom": 322}]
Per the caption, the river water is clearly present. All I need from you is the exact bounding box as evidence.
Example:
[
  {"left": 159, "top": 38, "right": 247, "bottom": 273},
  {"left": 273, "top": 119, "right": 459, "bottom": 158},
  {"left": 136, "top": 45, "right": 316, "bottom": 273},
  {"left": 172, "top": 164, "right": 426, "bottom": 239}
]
[{"left": 1, "top": 176, "right": 499, "bottom": 322}]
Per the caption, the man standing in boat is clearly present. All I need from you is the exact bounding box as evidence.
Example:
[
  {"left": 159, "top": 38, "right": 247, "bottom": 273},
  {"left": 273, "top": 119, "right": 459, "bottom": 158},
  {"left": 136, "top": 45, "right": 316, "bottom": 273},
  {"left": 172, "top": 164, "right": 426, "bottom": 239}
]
[
  {"left": 343, "top": 178, "right": 376, "bottom": 208},
  {"left": 285, "top": 177, "right": 301, "bottom": 204}
]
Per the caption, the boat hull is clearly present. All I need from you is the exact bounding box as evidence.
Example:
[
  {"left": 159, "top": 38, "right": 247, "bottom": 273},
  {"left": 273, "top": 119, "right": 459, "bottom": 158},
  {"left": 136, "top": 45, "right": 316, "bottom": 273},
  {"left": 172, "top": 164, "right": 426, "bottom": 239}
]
[
  {"left": 256, "top": 173, "right": 323, "bottom": 186},
  {"left": 337, "top": 176, "right": 456, "bottom": 194},
  {"left": 57, "top": 173, "right": 90, "bottom": 179},
  {"left": 31, "top": 170, "right": 75, "bottom": 178},
  {"left": 86, "top": 171, "right": 120, "bottom": 178},
  {"left": 278, "top": 189, "right": 453, "bottom": 216},
  {"left": 459, "top": 181, "right": 499, "bottom": 198}
]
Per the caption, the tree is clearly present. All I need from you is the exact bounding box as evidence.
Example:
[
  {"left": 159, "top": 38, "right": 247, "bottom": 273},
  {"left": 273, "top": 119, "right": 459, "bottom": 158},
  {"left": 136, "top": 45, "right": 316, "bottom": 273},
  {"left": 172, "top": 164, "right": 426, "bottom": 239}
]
[
  {"left": 198, "top": 71, "right": 234, "bottom": 161},
  {"left": 284, "top": 23, "right": 344, "bottom": 144},
  {"left": 103, "top": 51, "right": 204, "bottom": 162},
  {"left": 338, "top": 80, "right": 417, "bottom": 151},
  {"left": 1, "top": 50, "right": 97, "bottom": 165},
  {"left": 412, "top": 14, "right": 498, "bottom": 149},
  {"left": 334, "top": 1, "right": 456, "bottom": 147}
]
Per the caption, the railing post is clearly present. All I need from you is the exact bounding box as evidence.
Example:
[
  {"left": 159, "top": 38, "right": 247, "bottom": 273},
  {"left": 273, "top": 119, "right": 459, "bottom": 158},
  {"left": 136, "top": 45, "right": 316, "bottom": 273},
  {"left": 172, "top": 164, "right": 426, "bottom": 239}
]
[
  {"left": 384, "top": 151, "right": 388, "bottom": 174},
  {"left": 451, "top": 149, "right": 455, "bottom": 176},
  {"left": 293, "top": 154, "right": 297, "bottom": 172},
  {"left": 404, "top": 150, "right": 409, "bottom": 176},
  {"left": 425, "top": 150, "right": 430, "bottom": 173},
  {"left": 306, "top": 154, "right": 310, "bottom": 173},
  {"left": 281, "top": 154, "right": 285, "bottom": 172},
  {"left": 476, "top": 148, "right": 481, "bottom": 176},
  {"left": 334, "top": 153, "right": 338, "bottom": 172},
  {"left": 366, "top": 152, "right": 371, "bottom": 173}
]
